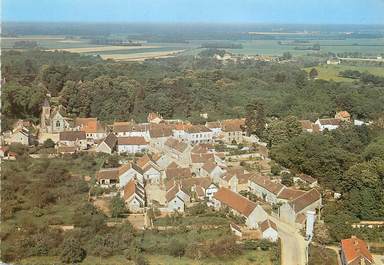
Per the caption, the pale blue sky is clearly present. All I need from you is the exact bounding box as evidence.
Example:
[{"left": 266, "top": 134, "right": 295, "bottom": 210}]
[{"left": 2, "top": 0, "right": 384, "bottom": 24}]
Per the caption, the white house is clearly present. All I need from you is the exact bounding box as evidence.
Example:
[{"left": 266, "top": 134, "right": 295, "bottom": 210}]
[
  {"left": 9, "top": 127, "right": 30, "bottom": 146},
  {"left": 96, "top": 168, "right": 120, "bottom": 188},
  {"left": 182, "top": 125, "right": 214, "bottom": 145},
  {"left": 123, "top": 179, "right": 146, "bottom": 212},
  {"left": 279, "top": 189, "right": 322, "bottom": 225},
  {"left": 118, "top": 163, "right": 144, "bottom": 188},
  {"left": 205, "top": 121, "right": 222, "bottom": 138},
  {"left": 149, "top": 125, "right": 173, "bottom": 149},
  {"left": 248, "top": 175, "right": 285, "bottom": 204},
  {"left": 113, "top": 122, "right": 150, "bottom": 139},
  {"left": 315, "top": 118, "right": 341, "bottom": 131},
  {"left": 96, "top": 133, "right": 118, "bottom": 154},
  {"left": 260, "top": 219, "right": 278, "bottom": 242},
  {"left": 163, "top": 137, "right": 191, "bottom": 164},
  {"left": 166, "top": 185, "right": 191, "bottom": 212},
  {"left": 117, "top": 136, "right": 149, "bottom": 154},
  {"left": 201, "top": 162, "right": 225, "bottom": 180},
  {"left": 212, "top": 187, "right": 268, "bottom": 229}
]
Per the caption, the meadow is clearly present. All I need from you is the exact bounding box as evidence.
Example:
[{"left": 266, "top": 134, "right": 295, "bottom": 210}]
[{"left": 304, "top": 64, "right": 384, "bottom": 82}]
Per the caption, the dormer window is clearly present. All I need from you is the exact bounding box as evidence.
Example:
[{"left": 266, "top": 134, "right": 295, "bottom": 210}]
[{"left": 56, "top": 121, "right": 61, "bottom": 127}]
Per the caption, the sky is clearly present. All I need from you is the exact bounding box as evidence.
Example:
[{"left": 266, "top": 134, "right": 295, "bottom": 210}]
[{"left": 2, "top": 0, "right": 384, "bottom": 24}]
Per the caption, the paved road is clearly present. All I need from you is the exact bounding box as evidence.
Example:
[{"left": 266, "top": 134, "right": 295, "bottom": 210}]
[{"left": 271, "top": 216, "right": 308, "bottom": 265}]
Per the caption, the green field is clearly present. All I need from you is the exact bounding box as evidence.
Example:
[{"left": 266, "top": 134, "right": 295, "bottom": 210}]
[
  {"left": 304, "top": 64, "right": 384, "bottom": 81},
  {"left": 3, "top": 35, "right": 384, "bottom": 59},
  {"left": 19, "top": 250, "right": 273, "bottom": 265}
]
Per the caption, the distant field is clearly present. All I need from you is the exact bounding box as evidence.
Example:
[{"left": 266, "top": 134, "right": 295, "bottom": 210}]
[
  {"left": 99, "top": 49, "right": 185, "bottom": 61},
  {"left": 304, "top": 64, "right": 384, "bottom": 82},
  {"left": 2, "top": 35, "right": 384, "bottom": 59}
]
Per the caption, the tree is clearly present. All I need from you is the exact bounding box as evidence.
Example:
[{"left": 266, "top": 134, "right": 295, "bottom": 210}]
[
  {"left": 60, "top": 237, "right": 86, "bottom": 264},
  {"left": 168, "top": 239, "right": 187, "bottom": 257},
  {"left": 281, "top": 172, "right": 294, "bottom": 186},
  {"left": 244, "top": 100, "right": 266, "bottom": 137},
  {"left": 42, "top": 138, "right": 55, "bottom": 149},
  {"left": 111, "top": 195, "right": 127, "bottom": 218},
  {"left": 309, "top": 68, "right": 318, "bottom": 79},
  {"left": 282, "top": 52, "right": 292, "bottom": 60}
]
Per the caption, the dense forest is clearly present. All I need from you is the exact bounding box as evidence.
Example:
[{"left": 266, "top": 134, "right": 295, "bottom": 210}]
[{"left": 2, "top": 49, "right": 384, "bottom": 129}]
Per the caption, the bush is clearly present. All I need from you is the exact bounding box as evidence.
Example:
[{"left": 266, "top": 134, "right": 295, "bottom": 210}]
[
  {"left": 42, "top": 138, "right": 55, "bottom": 148},
  {"left": 168, "top": 239, "right": 187, "bottom": 257},
  {"left": 60, "top": 236, "right": 86, "bottom": 264}
]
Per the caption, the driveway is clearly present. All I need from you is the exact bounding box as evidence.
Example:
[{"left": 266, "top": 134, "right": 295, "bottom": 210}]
[{"left": 271, "top": 216, "right": 308, "bottom": 265}]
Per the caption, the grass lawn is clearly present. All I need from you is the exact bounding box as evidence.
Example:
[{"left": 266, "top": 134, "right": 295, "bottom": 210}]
[
  {"left": 19, "top": 250, "right": 272, "bottom": 265},
  {"left": 308, "top": 245, "right": 338, "bottom": 265},
  {"left": 304, "top": 64, "right": 384, "bottom": 82}
]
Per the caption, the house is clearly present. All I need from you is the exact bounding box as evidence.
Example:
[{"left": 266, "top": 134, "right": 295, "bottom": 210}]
[
  {"left": 118, "top": 163, "right": 144, "bottom": 188},
  {"left": 178, "top": 177, "right": 218, "bottom": 200},
  {"left": 224, "top": 172, "right": 253, "bottom": 193},
  {"left": 276, "top": 187, "right": 306, "bottom": 203},
  {"left": 191, "top": 153, "right": 215, "bottom": 175},
  {"left": 40, "top": 101, "right": 72, "bottom": 133},
  {"left": 340, "top": 236, "right": 374, "bottom": 265},
  {"left": 152, "top": 153, "right": 174, "bottom": 170},
  {"left": 113, "top": 122, "right": 150, "bottom": 139},
  {"left": 59, "top": 131, "right": 87, "bottom": 150},
  {"left": 248, "top": 175, "right": 285, "bottom": 204},
  {"left": 212, "top": 188, "right": 268, "bottom": 229},
  {"left": 201, "top": 162, "right": 225, "bottom": 181},
  {"left": 182, "top": 125, "right": 214, "bottom": 145},
  {"left": 117, "top": 136, "right": 149, "bottom": 154},
  {"left": 123, "top": 179, "right": 146, "bottom": 212},
  {"left": 163, "top": 137, "right": 191, "bottom": 164},
  {"left": 96, "top": 133, "right": 118, "bottom": 154},
  {"left": 166, "top": 184, "right": 191, "bottom": 212},
  {"left": 279, "top": 189, "right": 322, "bottom": 225},
  {"left": 147, "top": 112, "right": 164, "bottom": 124},
  {"left": 335, "top": 111, "right": 351, "bottom": 122},
  {"left": 9, "top": 127, "right": 30, "bottom": 145},
  {"left": 293, "top": 174, "right": 318, "bottom": 188},
  {"left": 327, "top": 58, "right": 341, "bottom": 65},
  {"left": 165, "top": 167, "right": 192, "bottom": 180},
  {"left": 74, "top": 118, "right": 106, "bottom": 141},
  {"left": 135, "top": 155, "right": 162, "bottom": 184},
  {"left": 149, "top": 125, "right": 173, "bottom": 149},
  {"left": 96, "top": 168, "right": 120, "bottom": 188},
  {"left": 299, "top": 120, "right": 320, "bottom": 133},
  {"left": 219, "top": 119, "right": 246, "bottom": 144},
  {"left": 205, "top": 121, "right": 222, "bottom": 138},
  {"left": 260, "top": 219, "right": 278, "bottom": 242},
  {"left": 315, "top": 118, "right": 341, "bottom": 131}
]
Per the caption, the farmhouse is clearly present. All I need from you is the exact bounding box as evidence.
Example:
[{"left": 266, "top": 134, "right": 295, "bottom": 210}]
[
  {"left": 74, "top": 118, "right": 106, "bottom": 141},
  {"left": 123, "top": 179, "right": 146, "bottom": 212},
  {"left": 248, "top": 175, "right": 285, "bottom": 204},
  {"left": 8, "top": 127, "right": 30, "bottom": 146},
  {"left": 212, "top": 188, "right": 268, "bottom": 229},
  {"left": 163, "top": 137, "right": 191, "bottom": 164},
  {"left": 315, "top": 118, "right": 341, "bottom": 131},
  {"left": 340, "top": 236, "right": 374, "bottom": 265},
  {"left": 260, "top": 219, "right": 278, "bottom": 242},
  {"left": 183, "top": 125, "right": 214, "bottom": 145},
  {"left": 117, "top": 136, "right": 149, "bottom": 154},
  {"left": 96, "top": 133, "right": 118, "bottom": 154},
  {"left": 166, "top": 184, "right": 191, "bottom": 212},
  {"left": 59, "top": 131, "right": 87, "bottom": 150},
  {"left": 149, "top": 125, "right": 173, "bottom": 149},
  {"left": 96, "top": 168, "right": 120, "bottom": 188},
  {"left": 279, "top": 189, "right": 322, "bottom": 225},
  {"left": 118, "top": 163, "right": 144, "bottom": 188},
  {"left": 219, "top": 119, "right": 246, "bottom": 144}
]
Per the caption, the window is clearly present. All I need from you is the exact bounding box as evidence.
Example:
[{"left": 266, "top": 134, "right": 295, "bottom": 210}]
[{"left": 56, "top": 120, "right": 61, "bottom": 127}]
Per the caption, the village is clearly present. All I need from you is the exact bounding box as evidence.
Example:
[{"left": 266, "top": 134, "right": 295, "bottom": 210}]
[{"left": 1, "top": 98, "right": 379, "bottom": 265}]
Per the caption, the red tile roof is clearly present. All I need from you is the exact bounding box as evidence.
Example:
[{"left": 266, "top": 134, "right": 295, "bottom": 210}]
[
  {"left": 341, "top": 236, "right": 373, "bottom": 265},
  {"left": 118, "top": 136, "right": 148, "bottom": 145},
  {"left": 260, "top": 219, "right": 278, "bottom": 232},
  {"left": 213, "top": 187, "right": 257, "bottom": 217},
  {"left": 59, "top": 131, "right": 86, "bottom": 141},
  {"left": 290, "top": 189, "right": 321, "bottom": 213}
]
